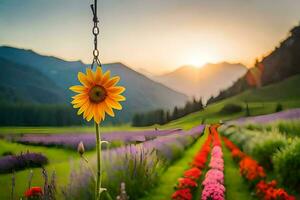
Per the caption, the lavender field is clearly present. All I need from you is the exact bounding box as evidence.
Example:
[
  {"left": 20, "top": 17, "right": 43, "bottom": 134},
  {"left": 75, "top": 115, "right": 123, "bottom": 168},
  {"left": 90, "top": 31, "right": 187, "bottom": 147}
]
[{"left": 7, "top": 129, "right": 182, "bottom": 150}]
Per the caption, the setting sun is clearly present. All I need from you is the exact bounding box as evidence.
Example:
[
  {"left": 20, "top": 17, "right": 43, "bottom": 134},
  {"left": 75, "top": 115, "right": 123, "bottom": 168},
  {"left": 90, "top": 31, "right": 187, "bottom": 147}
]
[
  {"left": 186, "top": 51, "right": 220, "bottom": 68},
  {"left": 187, "top": 55, "right": 206, "bottom": 68}
]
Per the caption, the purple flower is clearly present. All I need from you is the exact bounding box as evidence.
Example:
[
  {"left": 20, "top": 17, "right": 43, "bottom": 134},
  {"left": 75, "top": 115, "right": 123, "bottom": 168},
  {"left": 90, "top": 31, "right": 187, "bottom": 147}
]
[{"left": 0, "top": 152, "right": 48, "bottom": 173}]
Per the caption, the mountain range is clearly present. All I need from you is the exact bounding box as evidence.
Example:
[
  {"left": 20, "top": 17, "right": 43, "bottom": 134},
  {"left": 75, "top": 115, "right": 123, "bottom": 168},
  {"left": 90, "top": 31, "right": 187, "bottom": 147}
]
[
  {"left": 0, "top": 46, "right": 188, "bottom": 123},
  {"left": 153, "top": 62, "right": 247, "bottom": 102}
]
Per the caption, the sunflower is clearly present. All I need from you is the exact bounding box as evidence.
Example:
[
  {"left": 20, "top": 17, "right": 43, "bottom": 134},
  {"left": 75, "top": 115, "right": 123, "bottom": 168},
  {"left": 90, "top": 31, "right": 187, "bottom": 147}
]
[{"left": 70, "top": 66, "right": 126, "bottom": 124}]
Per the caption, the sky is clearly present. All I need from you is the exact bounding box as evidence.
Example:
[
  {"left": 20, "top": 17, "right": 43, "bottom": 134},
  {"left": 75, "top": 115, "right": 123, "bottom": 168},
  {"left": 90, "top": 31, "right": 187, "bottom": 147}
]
[{"left": 0, "top": 0, "right": 300, "bottom": 75}]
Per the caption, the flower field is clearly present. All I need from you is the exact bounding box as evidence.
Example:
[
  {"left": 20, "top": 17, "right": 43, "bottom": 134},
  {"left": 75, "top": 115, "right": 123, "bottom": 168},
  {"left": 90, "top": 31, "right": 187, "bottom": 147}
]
[
  {"left": 7, "top": 129, "right": 181, "bottom": 150},
  {"left": 2, "top": 119, "right": 299, "bottom": 200},
  {"left": 1, "top": 119, "right": 300, "bottom": 200},
  {"left": 63, "top": 125, "right": 205, "bottom": 199}
]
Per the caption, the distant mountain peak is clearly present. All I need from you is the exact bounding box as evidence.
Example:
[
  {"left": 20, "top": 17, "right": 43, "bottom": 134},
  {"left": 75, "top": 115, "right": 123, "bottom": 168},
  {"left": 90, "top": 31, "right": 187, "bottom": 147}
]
[{"left": 153, "top": 62, "right": 247, "bottom": 101}]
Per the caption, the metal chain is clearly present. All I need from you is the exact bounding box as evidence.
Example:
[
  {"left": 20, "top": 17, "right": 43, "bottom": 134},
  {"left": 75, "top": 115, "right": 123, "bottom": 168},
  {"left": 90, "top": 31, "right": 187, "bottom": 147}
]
[{"left": 90, "top": 0, "right": 102, "bottom": 69}]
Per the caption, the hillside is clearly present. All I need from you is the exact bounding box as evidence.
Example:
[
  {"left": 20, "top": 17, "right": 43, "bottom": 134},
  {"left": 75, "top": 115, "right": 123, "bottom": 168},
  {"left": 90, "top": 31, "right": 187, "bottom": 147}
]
[
  {"left": 0, "top": 58, "right": 65, "bottom": 104},
  {"left": 153, "top": 62, "right": 247, "bottom": 101},
  {"left": 0, "top": 46, "right": 188, "bottom": 123},
  {"left": 163, "top": 74, "right": 300, "bottom": 130},
  {"left": 207, "top": 23, "right": 300, "bottom": 104},
  {"left": 261, "top": 25, "right": 300, "bottom": 85}
]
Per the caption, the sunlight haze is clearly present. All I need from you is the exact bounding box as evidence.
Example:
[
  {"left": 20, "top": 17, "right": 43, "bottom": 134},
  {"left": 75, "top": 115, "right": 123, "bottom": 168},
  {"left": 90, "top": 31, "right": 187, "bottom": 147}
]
[{"left": 1, "top": 0, "right": 300, "bottom": 74}]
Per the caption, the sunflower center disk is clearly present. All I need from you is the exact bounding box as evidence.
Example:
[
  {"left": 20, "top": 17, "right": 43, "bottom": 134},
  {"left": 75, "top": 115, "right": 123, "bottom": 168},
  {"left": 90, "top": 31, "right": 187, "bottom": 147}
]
[{"left": 89, "top": 85, "right": 107, "bottom": 103}]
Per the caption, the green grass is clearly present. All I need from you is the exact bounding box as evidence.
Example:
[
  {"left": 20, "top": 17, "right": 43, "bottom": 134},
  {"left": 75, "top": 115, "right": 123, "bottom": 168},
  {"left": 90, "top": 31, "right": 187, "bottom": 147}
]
[
  {"left": 140, "top": 127, "right": 209, "bottom": 200},
  {"left": 222, "top": 139, "right": 256, "bottom": 200},
  {"left": 0, "top": 139, "right": 95, "bottom": 199},
  {"left": 0, "top": 124, "right": 149, "bottom": 135}
]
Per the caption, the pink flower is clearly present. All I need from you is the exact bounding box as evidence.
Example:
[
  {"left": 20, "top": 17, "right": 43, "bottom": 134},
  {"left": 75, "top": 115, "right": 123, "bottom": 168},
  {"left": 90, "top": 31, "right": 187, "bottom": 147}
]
[
  {"left": 209, "top": 157, "right": 224, "bottom": 171},
  {"left": 201, "top": 182, "right": 225, "bottom": 200},
  {"left": 203, "top": 169, "right": 224, "bottom": 185}
]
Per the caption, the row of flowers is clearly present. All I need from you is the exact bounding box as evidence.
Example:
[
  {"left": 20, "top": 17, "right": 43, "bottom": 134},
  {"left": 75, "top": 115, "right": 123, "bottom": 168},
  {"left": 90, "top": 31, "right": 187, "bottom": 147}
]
[
  {"left": 222, "top": 136, "right": 295, "bottom": 200},
  {"left": 171, "top": 129, "right": 212, "bottom": 200},
  {"left": 201, "top": 125, "right": 225, "bottom": 200}
]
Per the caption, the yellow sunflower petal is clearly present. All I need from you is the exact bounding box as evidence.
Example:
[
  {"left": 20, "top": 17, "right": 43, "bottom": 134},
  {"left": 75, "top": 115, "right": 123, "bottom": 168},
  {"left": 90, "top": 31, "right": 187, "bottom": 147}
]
[
  {"left": 71, "top": 93, "right": 89, "bottom": 101},
  {"left": 103, "top": 101, "right": 115, "bottom": 117},
  {"left": 101, "top": 70, "right": 111, "bottom": 85},
  {"left": 77, "top": 101, "right": 90, "bottom": 115},
  {"left": 71, "top": 93, "right": 86, "bottom": 99},
  {"left": 86, "top": 104, "right": 94, "bottom": 122},
  {"left": 107, "top": 86, "right": 125, "bottom": 95},
  {"left": 94, "top": 106, "right": 101, "bottom": 124},
  {"left": 78, "top": 72, "right": 92, "bottom": 87},
  {"left": 69, "top": 85, "right": 87, "bottom": 93},
  {"left": 105, "top": 98, "right": 122, "bottom": 110},
  {"left": 83, "top": 103, "right": 93, "bottom": 119},
  {"left": 96, "top": 104, "right": 105, "bottom": 121},
  {"left": 94, "top": 67, "right": 103, "bottom": 84},
  {"left": 73, "top": 98, "right": 88, "bottom": 108},
  {"left": 86, "top": 68, "right": 95, "bottom": 83},
  {"left": 104, "top": 76, "right": 120, "bottom": 88},
  {"left": 100, "top": 108, "right": 106, "bottom": 121},
  {"left": 71, "top": 95, "right": 88, "bottom": 104},
  {"left": 108, "top": 94, "right": 126, "bottom": 102}
]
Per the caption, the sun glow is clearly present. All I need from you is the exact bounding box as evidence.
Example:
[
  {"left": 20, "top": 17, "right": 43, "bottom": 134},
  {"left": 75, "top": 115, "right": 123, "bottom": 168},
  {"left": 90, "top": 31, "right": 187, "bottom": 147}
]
[
  {"left": 187, "top": 56, "right": 207, "bottom": 68},
  {"left": 185, "top": 51, "right": 220, "bottom": 68}
]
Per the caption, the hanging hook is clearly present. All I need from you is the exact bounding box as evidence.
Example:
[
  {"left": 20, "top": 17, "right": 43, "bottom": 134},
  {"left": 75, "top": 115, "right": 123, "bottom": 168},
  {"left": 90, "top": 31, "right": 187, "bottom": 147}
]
[
  {"left": 90, "top": 0, "right": 99, "bottom": 23},
  {"left": 90, "top": 0, "right": 101, "bottom": 69}
]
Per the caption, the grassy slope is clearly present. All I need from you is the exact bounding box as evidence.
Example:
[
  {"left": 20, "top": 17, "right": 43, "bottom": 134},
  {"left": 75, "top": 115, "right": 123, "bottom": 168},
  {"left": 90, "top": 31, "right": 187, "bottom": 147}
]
[
  {"left": 140, "top": 128, "right": 209, "bottom": 200},
  {"left": 162, "top": 75, "right": 300, "bottom": 130}
]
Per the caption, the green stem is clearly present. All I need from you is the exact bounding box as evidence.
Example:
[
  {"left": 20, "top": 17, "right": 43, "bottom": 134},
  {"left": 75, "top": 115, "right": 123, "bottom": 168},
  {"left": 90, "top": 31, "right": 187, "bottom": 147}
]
[{"left": 95, "top": 122, "right": 102, "bottom": 200}]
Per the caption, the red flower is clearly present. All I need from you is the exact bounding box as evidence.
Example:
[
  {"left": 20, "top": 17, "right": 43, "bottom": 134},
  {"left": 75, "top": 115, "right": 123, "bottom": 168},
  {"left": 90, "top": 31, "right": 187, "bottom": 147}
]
[
  {"left": 239, "top": 156, "right": 266, "bottom": 181},
  {"left": 210, "top": 125, "right": 222, "bottom": 147},
  {"left": 192, "top": 134, "right": 211, "bottom": 168},
  {"left": 223, "top": 137, "right": 296, "bottom": 200},
  {"left": 256, "top": 180, "right": 296, "bottom": 200},
  {"left": 172, "top": 188, "right": 192, "bottom": 200},
  {"left": 177, "top": 177, "right": 198, "bottom": 189},
  {"left": 184, "top": 167, "right": 202, "bottom": 180},
  {"left": 24, "top": 186, "right": 43, "bottom": 197}
]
